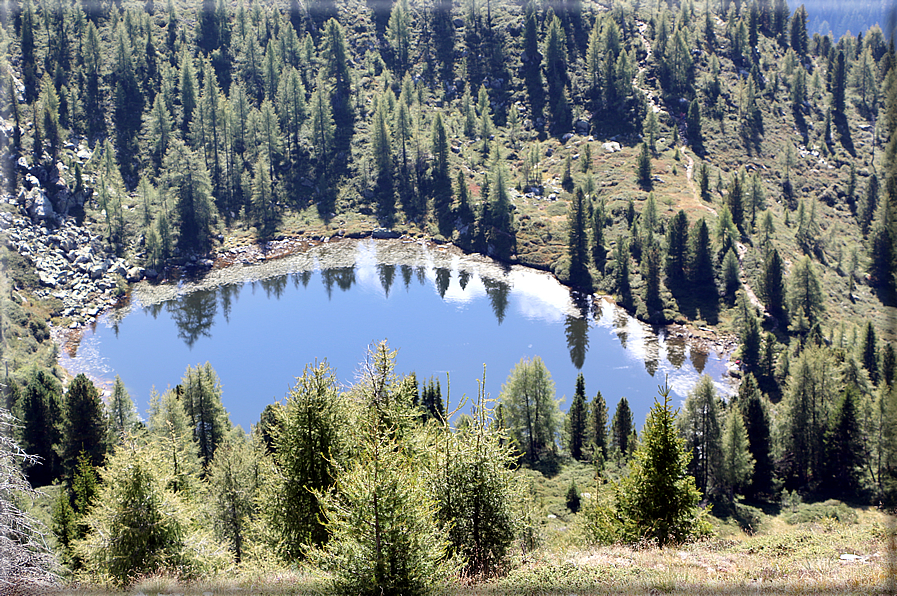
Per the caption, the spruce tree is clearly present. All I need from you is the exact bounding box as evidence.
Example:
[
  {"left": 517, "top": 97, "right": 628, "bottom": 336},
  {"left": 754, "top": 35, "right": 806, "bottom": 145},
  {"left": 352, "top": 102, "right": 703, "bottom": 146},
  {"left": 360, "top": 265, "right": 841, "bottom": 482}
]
[
  {"left": 62, "top": 374, "right": 108, "bottom": 479},
  {"left": 568, "top": 374, "right": 588, "bottom": 460},
  {"left": 567, "top": 189, "right": 590, "bottom": 288},
  {"left": 824, "top": 388, "right": 864, "bottom": 497},
  {"left": 611, "top": 397, "right": 635, "bottom": 458},
  {"left": 17, "top": 369, "right": 64, "bottom": 487},
  {"left": 737, "top": 374, "right": 775, "bottom": 498},
  {"left": 613, "top": 382, "right": 706, "bottom": 545},
  {"left": 589, "top": 390, "right": 609, "bottom": 462},
  {"left": 636, "top": 142, "right": 652, "bottom": 188}
]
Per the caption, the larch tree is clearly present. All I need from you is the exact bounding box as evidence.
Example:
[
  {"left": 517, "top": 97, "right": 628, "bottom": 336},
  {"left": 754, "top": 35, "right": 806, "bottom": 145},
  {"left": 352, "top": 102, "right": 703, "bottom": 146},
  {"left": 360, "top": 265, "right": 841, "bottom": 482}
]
[
  {"left": 107, "top": 376, "right": 138, "bottom": 446},
  {"left": 720, "top": 406, "right": 754, "bottom": 499},
  {"left": 265, "top": 361, "right": 344, "bottom": 559},
  {"left": 163, "top": 138, "right": 217, "bottom": 253},
  {"left": 207, "top": 436, "right": 261, "bottom": 563},
  {"left": 310, "top": 343, "right": 454, "bottom": 594},
  {"left": 499, "top": 356, "right": 561, "bottom": 465},
  {"left": 678, "top": 375, "right": 722, "bottom": 496},
  {"left": 181, "top": 363, "right": 231, "bottom": 469}
]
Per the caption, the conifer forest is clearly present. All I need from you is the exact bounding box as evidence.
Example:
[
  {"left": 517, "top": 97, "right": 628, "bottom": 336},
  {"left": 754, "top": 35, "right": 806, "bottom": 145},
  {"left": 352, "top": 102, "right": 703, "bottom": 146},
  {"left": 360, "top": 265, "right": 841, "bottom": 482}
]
[{"left": 0, "top": 0, "right": 896, "bottom": 592}]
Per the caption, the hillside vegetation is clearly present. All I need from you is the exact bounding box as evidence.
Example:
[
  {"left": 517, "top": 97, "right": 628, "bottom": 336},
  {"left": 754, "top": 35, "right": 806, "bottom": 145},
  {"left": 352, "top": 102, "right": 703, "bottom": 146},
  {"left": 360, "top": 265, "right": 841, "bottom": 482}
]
[{"left": 0, "top": 0, "right": 896, "bottom": 592}]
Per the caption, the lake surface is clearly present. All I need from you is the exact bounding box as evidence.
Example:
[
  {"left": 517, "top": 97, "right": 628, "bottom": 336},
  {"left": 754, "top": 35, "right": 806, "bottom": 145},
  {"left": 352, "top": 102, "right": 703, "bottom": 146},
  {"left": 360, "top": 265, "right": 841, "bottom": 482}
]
[{"left": 60, "top": 239, "right": 733, "bottom": 432}]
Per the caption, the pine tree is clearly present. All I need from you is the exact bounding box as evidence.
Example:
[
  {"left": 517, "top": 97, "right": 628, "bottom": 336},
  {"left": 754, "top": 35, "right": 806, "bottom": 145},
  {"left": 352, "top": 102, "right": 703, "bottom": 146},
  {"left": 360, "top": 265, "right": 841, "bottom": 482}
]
[{"left": 568, "top": 374, "right": 588, "bottom": 460}]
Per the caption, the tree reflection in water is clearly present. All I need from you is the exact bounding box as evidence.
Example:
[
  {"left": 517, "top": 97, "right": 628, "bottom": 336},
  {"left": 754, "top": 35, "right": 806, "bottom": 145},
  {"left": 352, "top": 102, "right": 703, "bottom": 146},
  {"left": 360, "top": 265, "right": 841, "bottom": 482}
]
[
  {"left": 378, "top": 264, "right": 395, "bottom": 297},
  {"left": 219, "top": 283, "right": 239, "bottom": 323},
  {"left": 435, "top": 268, "right": 451, "bottom": 298},
  {"left": 458, "top": 269, "right": 471, "bottom": 290},
  {"left": 260, "top": 275, "right": 288, "bottom": 299},
  {"left": 321, "top": 267, "right": 356, "bottom": 298},
  {"left": 643, "top": 331, "right": 659, "bottom": 376},
  {"left": 666, "top": 336, "right": 688, "bottom": 370},
  {"left": 613, "top": 309, "right": 629, "bottom": 349},
  {"left": 482, "top": 278, "right": 510, "bottom": 325},
  {"left": 690, "top": 346, "right": 708, "bottom": 373},
  {"left": 565, "top": 292, "right": 591, "bottom": 369},
  {"left": 293, "top": 270, "right": 312, "bottom": 289},
  {"left": 400, "top": 264, "right": 413, "bottom": 289},
  {"left": 168, "top": 289, "right": 217, "bottom": 348}
]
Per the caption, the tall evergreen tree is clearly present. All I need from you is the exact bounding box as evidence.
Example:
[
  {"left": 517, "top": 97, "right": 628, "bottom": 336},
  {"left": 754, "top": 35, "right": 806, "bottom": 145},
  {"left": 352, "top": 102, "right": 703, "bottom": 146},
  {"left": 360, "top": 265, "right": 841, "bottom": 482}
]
[
  {"left": 611, "top": 397, "right": 635, "bottom": 458},
  {"left": 612, "top": 382, "right": 706, "bottom": 545},
  {"left": 824, "top": 387, "right": 864, "bottom": 496},
  {"left": 665, "top": 210, "right": 689, "bottom": 284},
  {"left": 107, "top": 376, "right": 138, "bottom": 446},
  {"left": 589, "top": 390, "right": 608, "bottom": 462},
  {"left": 163, "top": 138, "right": 217, "bottom": 252},
  {"left": 736, "top": 374, "right": 775, "bottom": 498},
  {"left": 787, "top": 255, "right": 825, "bottom": 335},
  {"left": 568, "top": 374, "right": 588, "bottom": 460},
  {"left": 720, "top": 406, "right": 754, "bottom": 499},
  {"left": 16, "top": 369, "right": 63, "bottom": 487},
  {"left": 567, "top": 189, "right": 590, "bottom": 288},
  {"left": 62, "top": 374, "right": 108, "bottom": 480}
]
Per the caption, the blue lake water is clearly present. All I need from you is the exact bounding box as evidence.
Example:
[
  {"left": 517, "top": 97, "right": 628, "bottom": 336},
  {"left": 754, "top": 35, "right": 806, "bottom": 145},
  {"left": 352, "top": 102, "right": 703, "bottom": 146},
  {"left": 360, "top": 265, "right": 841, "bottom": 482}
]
[{"left": 60, "top": 239, "right": 733, "bottom": 432}]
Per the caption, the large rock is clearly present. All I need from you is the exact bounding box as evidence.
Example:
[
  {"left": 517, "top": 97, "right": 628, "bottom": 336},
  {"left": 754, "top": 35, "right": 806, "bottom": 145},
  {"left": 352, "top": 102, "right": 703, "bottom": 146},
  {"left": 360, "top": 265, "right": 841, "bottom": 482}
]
[
  {"left": 27, "top": 189, "right": 55, "bottom": 221},
  {"left": 89, "top": 260, "right": 108, "bottom": 280}
]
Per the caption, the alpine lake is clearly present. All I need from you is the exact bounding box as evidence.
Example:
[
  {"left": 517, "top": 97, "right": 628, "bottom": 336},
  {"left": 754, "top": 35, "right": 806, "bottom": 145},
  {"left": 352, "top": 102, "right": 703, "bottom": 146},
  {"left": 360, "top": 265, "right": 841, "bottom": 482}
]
[{"left": 59, "top": 238, "right": 735, "bottom": 431}]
